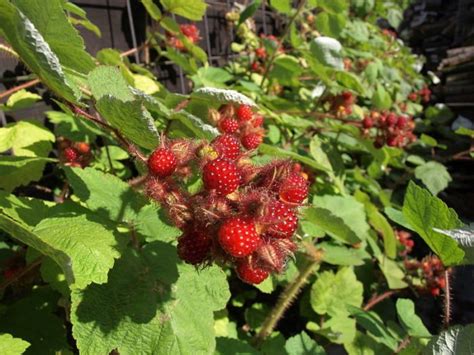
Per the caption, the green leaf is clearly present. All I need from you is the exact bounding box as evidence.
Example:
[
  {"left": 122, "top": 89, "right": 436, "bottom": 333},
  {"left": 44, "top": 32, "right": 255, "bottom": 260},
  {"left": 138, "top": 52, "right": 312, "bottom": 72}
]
[
  {"left": 347, "top": 306, "right": 399, "bottom": 350},
  {"left": 65, "top": 167, "right": 148, "bottom": 223},
  {"left": 316, "top": 0, "right": 348, "bottom": 13},
  {"left": 160, "top": 0, "right": 207, "bottom": 20},
  {"left": 238, "top": 0, "right": 262, "bottom": 27},
  {"left": 96, "top": 96, "right": 159, "bottom": 150},
  {"left": 259, "top": 144, "right": 331, "bottom": 173},
  {"left": 315, "top": 12, "right": 346, "bottom": 38},
  {"left": 0, "top": 334, "right": 30, "bottom": 355},
  {"left": 334, "top": 71, "right": 365, "bottom": 96},
  {"left": 344, "top": 331, "right": 390, "bottom": 355},
  {"left": 270, "top": 0, "right": 291, "bottom": 14},
  {"left": 372, "top": 85, "right": 392, "bottom": 110},
  {"left": 396, "top": 299, "right": 431, "bottom": 338},
  {"left": 319, "top": 242, "right": 370, "bottom": 266},
  {"left": 0, "top": 156, "right": 55, "bottom": 192},
  {"left": 285, "top": 332, "right": 326, "bottom": 355},
  {"left": 171, "top": 111, "right": 220, "bottom": 140},
  {"left": 310, "top": 37, "right": 343, "bottom": 69},
  {"left": 309, "top": 137, "right": 333, "bottom": 174},
  {"left": 310, "top": 267, "right": 363, "bottom": 316},
  {"left": 309, "top": 314, "right": 356, "bottom": 344},
  {"left": 13, "top": 0, "right": 95, "bottom": 73},
  {"left": 141, "top": 0, "right": 162, "bottom": 20},
  {"left": 414, "top": 162, "right": 452, "bottom": 196},
  {"left": 32, "top": 205, "right": 122, "bottom": 289},
  {"left": 269, "top": 55, "right": 303, "bottom": 86},
  {"left": 134, "top": 204, "right": 182, "bottom": 243},
  {"left": 0, "top": 191, "right": 50, "bottom": 227},
  {"left": 423, "top": 324, "right": 474, "bottom": 355},
  {"left": 402, "top": 182, "right": 464, "bottom": 266},
  {"left": 314, "top": 195, "right": 370, "bottom": 241},
  {"left": 303, "top": 207, "right": 360, "bottom": 244},
  {"left": 0, "top": 121, "right": 55, "bottom": 157},
  {"left": 215, "top": 338, "right": 258, "bottom": 355},
  {"left": 71, "top": 243, "right": 230, "bottom": 354},
  {"left": 377, "top": 256, "right": 408, "bottom": 289},
  {"left": 88, "top": 66, "right": 134, "bottom": 101},
  {"left": 1, "top": 89, "right": 41, "bottom": 111},
  {"left": 0, "top": 287, "right": 70, "bottom": 354},
  {"left": 191, "top": 87, "right": 256, "bottom": 107},
  {"left": 190, "top": 67, "right": 232, "bottom": 88}
]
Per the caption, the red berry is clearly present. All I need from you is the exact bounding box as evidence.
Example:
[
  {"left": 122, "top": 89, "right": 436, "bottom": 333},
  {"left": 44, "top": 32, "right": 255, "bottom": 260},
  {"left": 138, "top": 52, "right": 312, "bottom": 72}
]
[
  {"left": 236, "top": 258, "right": 269, "bottom": 284},
  {"left": 180, "top": 24, "right": 200, "bottom": 43},
  {"left": 148, "top": 147, "right": 178, "bottom": 178},
  {"left": 218, "top": 217, "right": 261, "bottom": 257},
  {"left": 219, "top": 117, "right": 239, "bottom": 134},
  {"left": 203, "top": 158, "right": 241, "bottom": 195},
  {"left": 266, "top": 201, "right": 298, "bottom": 239},
  {"left": 212, "top": 134, "right": 241, "bottom": 160},
  {"left": 362, "top": 117, "right": 374, "bottom": 129},
  {"left": 177, "top": 229, "right": 212, "bottom": 265},
  {"left": 279, "top": 173, "right": 309, "bottom": 205},
  {"left": 236, "top": 105, "right": 253, "bottom": 122},
  {"left": 386, "top": 113, "right": 398, "bottom": 127},
  {"left": 241, "top": 133, "right": 263, "bottom": 150},
  {"left": 255, "top": 47, "right": 266, "bottom": 59},
  {"left": 252, "top": 115, "right": 264, "bottom": 127},
  {"left": 408, "top": 92, "right": 418, "bottom": 101},
  {"left": 430, "top": 287, "right": 440, "bottom": 297},
  {"left": 75, "top": 142, "right": 90, "bottom": 154},
  {"left": 396, "top": 116, "right": 407, "bottom": 129},
  {"left": 251, "top": 62, "right": 261, "bottom": 72},
  {"left": 64, "top": 147, "right": 79, "bottom": 162}
]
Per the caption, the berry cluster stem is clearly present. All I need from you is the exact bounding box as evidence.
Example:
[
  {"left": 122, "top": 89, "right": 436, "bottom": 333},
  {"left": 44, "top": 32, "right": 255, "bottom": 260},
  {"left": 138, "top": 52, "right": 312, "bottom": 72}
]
[
  {"left": 252, "top": 249, "right": 321, "bottom": 347},
  {"left": 443, "top": 269, "right": 451, "bottom": 329},
  {"left": 0, "top": 257, "right": 43, "bottom": 291},
  {"left": 363, "top": 290, "right": 398, "bottom": 311}
]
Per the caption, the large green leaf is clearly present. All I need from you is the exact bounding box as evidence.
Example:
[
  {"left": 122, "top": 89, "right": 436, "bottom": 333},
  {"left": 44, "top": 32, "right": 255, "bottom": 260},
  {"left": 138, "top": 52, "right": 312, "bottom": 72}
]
[
  {"left": 315, "top": 12, "right": 346, "bottom": 38},
  {"left": 160, "top": 0, "right": 207, "bottom": 20},
  {"left": 434, "top": 227, "right": 474, "bottom": 265},
  {"left": 414, "top": 161, "right": 452, "bottom": 196},
  {"left": 0, "top": 334, "right": 30, "bottom": 355},
  {"left": 191, "top": 87, "right": 256, "bottom": 107},
  {"left": 0, "top": 0, "right": 78, "bottom": 102},
  {"left": 319, "top": 242, "right": 370, "bottom": 266},
  {"left": 88, "top": 66, "right": 134, "bottom": 101},
  {"left": 303, "top": 207, "right": 360, "bottom": 244},
  {"left": 0, "top": 156, "right": 55, "bottom": 192},
  {"left": 269, "top": 55, "right": 303, "bottom": 86},
  {"left": 423, "top": 324, "right": 474, "bottom": 355},
  {"left": 270, "top": 0, "right": 292, "bottom": 13},
  {"left": 71, "top": 243, "right": 230, "bottom": 354},
  {"left": 96, "top": 96, "right": 159, "bottom": 150},
  {"left": 313, "top": 195, "right": 370, "bottom": 241},
  {"left": 310, "top": 267, "right": 363, "bottom": 316},
  {"left": 238, "top": 0, "right": 262, "bottom": 27},
  {"left": 65, "top": 167, "right": 147, "bottom": 223},
  {"left": 13, "top": 0, "right": 95, "bottom": 73},
  {"left": 0, "top": 89, "right": 41, "bottom": 111},
  {"left": 402, "top": 182, "right": 464, "bottom": 266},
  {"left": 372, "top": 85, "right": 392, "bottom": 110},
  {"left": 0, "top": 121, "right": 55, "bottom": 157}
]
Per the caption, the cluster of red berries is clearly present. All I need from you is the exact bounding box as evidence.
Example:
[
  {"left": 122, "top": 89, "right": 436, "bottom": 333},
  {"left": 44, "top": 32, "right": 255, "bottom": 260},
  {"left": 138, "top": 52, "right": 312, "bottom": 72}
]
[
  {"left": 144, "top": 106, "right": 308, "bottom": 284},
  {"left": 167, "top": 24, "right": 200, "bottom": 52},
  {"left": 408, "top": 86, "right": 432, "bottom": 103},
  {"left": 250, "top": 34, "right": 283, "bottom": 73},
  {"left": 211, "top": 104, "right": 265, "bottom": 151},
  {"left": 361, "top": 111, "right": 416, "bottom": 148},
  {"left": 58, "top": 138, "right": 92, "bottom": 168},
  {"left": 404, "top": 256, "right": 447, "bottom": 297},
  {"left": 396, "top": 230, "right": 415, "bottom": 257},
  {"left": 382, "top": 28, "right": 397, "bottom": 39},
  {"left": 326, "top": 91, "right": 355, "bottom": 117}
]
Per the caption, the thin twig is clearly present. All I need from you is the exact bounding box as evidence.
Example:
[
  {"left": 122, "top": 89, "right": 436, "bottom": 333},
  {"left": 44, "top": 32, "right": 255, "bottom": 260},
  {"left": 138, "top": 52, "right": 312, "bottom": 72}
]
[
  {"left": 251, "top": 249, "right": 322, "bottom": 347},
  {"left": 0, "top": 257, "right": 43, "bottom": 291},
  {"left": 363, "top": 290, "right": 398, "bottom": 311},
  {"left": 395, "top": 336, "right": 411, "bottom": 353},
  {"left": 0, "top": 78, "right": 40, "bottom": 101},
  {"left": 259, "top": 0, "right": 307, "bottom": 90},
  {"left": 104, "top": 144, "right": 117, "bottom": 175}
]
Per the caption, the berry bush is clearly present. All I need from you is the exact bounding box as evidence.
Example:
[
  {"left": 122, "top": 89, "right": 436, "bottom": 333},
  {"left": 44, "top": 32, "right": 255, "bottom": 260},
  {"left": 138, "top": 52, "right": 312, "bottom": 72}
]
[{"left": 0, "top": 0, "right": 473, "bottom": 354}]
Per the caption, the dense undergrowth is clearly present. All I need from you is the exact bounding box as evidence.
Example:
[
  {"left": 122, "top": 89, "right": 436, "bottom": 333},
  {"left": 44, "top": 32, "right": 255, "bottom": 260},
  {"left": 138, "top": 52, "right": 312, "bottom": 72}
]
[{"left": 0, "top": 0, "right": 473, "bottom": 354}]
